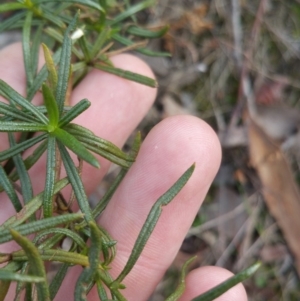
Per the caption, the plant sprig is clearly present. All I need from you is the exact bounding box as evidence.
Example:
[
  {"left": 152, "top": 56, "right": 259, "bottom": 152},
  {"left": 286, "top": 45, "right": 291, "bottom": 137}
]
[{"left": 0, "top": 1, "right": 260, "bottom": 300}]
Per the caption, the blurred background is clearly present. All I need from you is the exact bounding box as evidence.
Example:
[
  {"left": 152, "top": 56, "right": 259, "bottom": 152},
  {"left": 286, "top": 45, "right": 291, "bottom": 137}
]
[
  {"left": 134, "top": 1, "right": 300, "bottom": 300},
  {"left": 2, "top": 0, "right": 300, "bottom": 300}
]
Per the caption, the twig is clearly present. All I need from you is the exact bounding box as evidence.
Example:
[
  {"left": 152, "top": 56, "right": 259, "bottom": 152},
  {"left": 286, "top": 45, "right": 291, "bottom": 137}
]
[
  {"left": 215, "top": 219, "right": 248, "bottom": 267},
  {"left": 228, "top": 0, "right": 268, "bottom": 129},
  {"left": 187, "top": 202, "right": 245, "bottom": 238},
  {"left": 231, "top": 0, "right": 242, "bottom": 68},
  {"left": 235, "top": 223, "right": 278, "bottom": 271}
]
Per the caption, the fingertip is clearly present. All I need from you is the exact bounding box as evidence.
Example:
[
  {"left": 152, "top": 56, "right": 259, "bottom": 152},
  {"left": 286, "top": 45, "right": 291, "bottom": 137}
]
[
  {"left": 97, "top": 115, "right": 222, "bottom": 300},
  {"left": 155, "top": 115, "right": 222, "bottom": 178},
  {"left": 180, "top": 266, "right": 248, "bottom": 301},
  {"left": 141, "top": 115, "right": 222, "bottom": 201}
]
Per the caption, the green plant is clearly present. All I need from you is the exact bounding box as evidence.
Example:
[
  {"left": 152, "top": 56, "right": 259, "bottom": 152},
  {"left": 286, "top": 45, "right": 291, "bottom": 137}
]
[{"left": 0, "top": 1, "right": 259, "bottom": 300}]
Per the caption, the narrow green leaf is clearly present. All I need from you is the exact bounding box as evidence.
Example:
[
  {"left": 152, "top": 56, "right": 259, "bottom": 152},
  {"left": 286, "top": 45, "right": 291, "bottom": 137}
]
[
  {"left": 31, "top": 23, "right": 43, "bottom": 78},
  {"left": 0, "top": 3, "right": 26, "bottom": 12},
  {"left": 8, "top": 140, "right": 48, "bottom": 184},
  {"left": 34, "top": 0, "right": 103, "bottom": 11},
  {"left": 90, "top": 27, "right": 112, "bottom": 58},
  {"left": 0, "top": 262, "right": 23, "bottom": 301},
  {"left": 10, "top": 229, "right": 50, "bottom": 301},
  {"left": 27, "top": 49, "right": 62, "bottom": 101},
  {"left": 0, "top": 178, "right": 69, "bottom": 231},
  {"left": 74, "top": 268, "right": 92, "bottom": 301},
  {"left": 92, "top": 168, "right": 128, "bottom": 220},
  {"left": 0, "top": 165, "right": 22, "bottom": 212},
  {"left": 96, "top": 53, "right": 114, "bottom": 66},
  {"left": 96, "top": 280, "right": 109, "bottom": 301},
  {"left": 78, "top": 36, "right": 91, "bottom": 62},
  {"left": 36, "top": 233, "right": 65, "bottom": 250},
  {"left": 14, "top": 262, "right": 29, "bottom": 301},
  {"left": 10, "top": 18, "right": 43, "bottom": 30},
  {"left": 191, "top": 262, "right": 261, "bottom": 301},
  {"left": 0, "top": 101, "right": 40, "bottom": 123},
  {"left": 49, "top": 264, "right": 70, "bottom": 300},
  {"left": 165, "top": 256, "right": 197, "bottom": 301},
  {"left": 0, "top": 133, "right": 47, "bottom": 162},
  {"left": 40, "top": 7, "right": 66, "bottom": 28},
  {"left": 57, "top": 142, "right": 93, "bottom": 222},
  {"left": 81, "top": 141, "right": 130, "bottom": 168},
  {"left": 42, "top": 84, "right": 59, "bottom": 128},
  {"left": 114, "top": 164, "right": 195, "bottom": 284},
  {"left": 124, "top": 0, "right": 137, "bottom": 23},
  {"left": 42, "top": 44, "right": 58, "bottom": 91},
  {"left": 72, "top": 61, "right": 87, "bottom": 73},
  {"left": 56, "top": 13, "right": 78, "bottom": 115},
  {"left": 25, "top": 280, "right": 32, "bottom": 301},
  {"left": 113, "top": 33, "right": 171, "bottom": 57},
  {"left": 94, "top": 62, "right": 158, "bottom": 87},
  {"left": 52, "top": 2, "right": 73, "bottom": 15},
  {"left": 0, "top": 80, "right": 48, "bottom": 124},
  {"left": 74, "top": 222, "right": 102, "bottom": 301},
  {"left": 53, "top": 128, "right": 99, "bottom": 168},
  {"left": 108, "top": 0, "right": 155, "bottom": 26},
  {"left": 99, "top": 230, "right": 116, "bottom": 266},
  {"left": 130, "top": 131, "right": 142, "bottom": 159},
  {"left": 0, "top": 11, "right": 26, "bottom": 33},
  {"left": 134, "top": 46, "right": 171, "bottom": 57},
  {"left": 43, "top": 27, "right": 64, "bottom": 43},
  {"left": 34, "top": 228, "right": 86, "bottom": 250},
  {"left": 76, "top": 226, "right": 116, "bottom": 267},
  {"left": 13, "top": 249, "right": 89, "bottom": 267},
  {"left": 127, "top": 25, "right": 169, "bottom": 38},
  {"left": 95, "top": 270, "right": 126, "bottom": 300},
  {"left": 23, "top": 11, "right": 33, "bottom": 88},
  {"left": 44, "top": 27, "right": 83, "bottom": 59},
  {"left": 91, "top": 132, "right": 141, "bottom": 219},
  {"left": 1, "top": 261, "right": 22, "bottom": 273},
  {"left": 109, "top": 287, "right": 127, "bottom": 301},
  {"left": 97, "top": 0, "right": 107, "bottom": 27},
  {"left": 65, "top": 124, "right": 130, "bottom": 162},
  {"left": 58, "top": 99, "right": 91, "bottom": 128},
  {"left": 0, "top": 213, "right": 83, "bottom": 244},
  {"left": 43, "top": 136, "right": 57, "bottom": 217},
  {"left": 0, "top": 121, "right": 47, "bottom": 132},
  {"left": 8, "top": 133, "right": 33, "bottom": 205},
  {"left": 88, "top": 222, "right": 102, "bottom": 272},
  {"left": 0, "top": 271, "right": 44, "bottom": 283}
]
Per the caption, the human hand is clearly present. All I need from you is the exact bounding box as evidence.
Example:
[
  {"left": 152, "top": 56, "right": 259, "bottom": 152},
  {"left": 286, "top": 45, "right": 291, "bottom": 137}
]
[{"left": 0, "top": 43, "right": 247, "bottom": 301}]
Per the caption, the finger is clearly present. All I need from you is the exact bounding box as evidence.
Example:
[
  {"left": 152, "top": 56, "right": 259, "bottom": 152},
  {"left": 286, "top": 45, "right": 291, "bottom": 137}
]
[
  {"left": 92, "top": 115, "right": 222, "bottom": 299},
  {"left": 179, "top": 266, "right": 248, "bottom": 301},
  {"left": 54, "top": 115, "right": 221, "bottom": 300}
]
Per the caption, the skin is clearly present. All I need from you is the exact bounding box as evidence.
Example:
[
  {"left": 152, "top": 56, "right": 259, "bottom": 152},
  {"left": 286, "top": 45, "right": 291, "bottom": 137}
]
[{"left": 0, "top": 43, "right": 248, "bottom": 301}]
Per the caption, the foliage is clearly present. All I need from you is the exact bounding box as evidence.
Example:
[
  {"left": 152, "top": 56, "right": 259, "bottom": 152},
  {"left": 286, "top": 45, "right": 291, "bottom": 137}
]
[{"left": 0, "top": 1, "right": 258, "bottom": 300}]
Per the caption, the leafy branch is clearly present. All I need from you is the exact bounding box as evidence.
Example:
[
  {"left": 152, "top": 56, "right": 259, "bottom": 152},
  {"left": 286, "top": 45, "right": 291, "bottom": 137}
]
[{"left": 0, "top": 1, "right": 259, "bottom": 300}]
